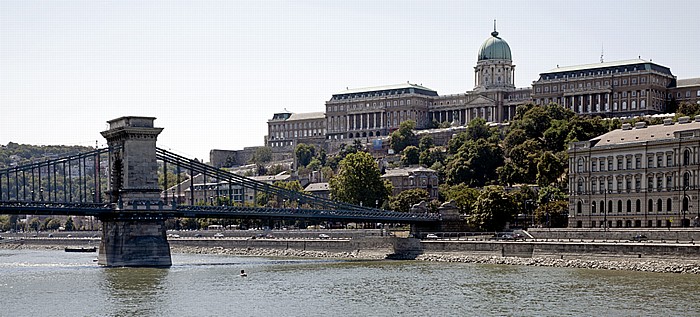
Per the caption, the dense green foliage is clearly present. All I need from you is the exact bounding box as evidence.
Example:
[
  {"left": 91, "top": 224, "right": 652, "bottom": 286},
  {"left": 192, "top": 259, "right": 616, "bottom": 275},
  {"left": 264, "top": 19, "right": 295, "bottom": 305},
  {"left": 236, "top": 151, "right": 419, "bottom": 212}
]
[
  {"left": 401, "top": 146, "right": 420, "bottom": 166},
  {"left": 249, "top": 147, "right": 273, "bottom": 164},
  {"left": 389, "top": 120, "right": 417, "bottom": 153},
  {"left": 0, "top": 142, "right": 94, "bottom": 169},
  {"left": 329, "top": 152, "right": 391, "bottom": 208},
  {"left": 389, "top": 188, "right": 430, "bottom": 213},
  {"left": 295, "top": 144, "right": 316, "bottom": 167}
]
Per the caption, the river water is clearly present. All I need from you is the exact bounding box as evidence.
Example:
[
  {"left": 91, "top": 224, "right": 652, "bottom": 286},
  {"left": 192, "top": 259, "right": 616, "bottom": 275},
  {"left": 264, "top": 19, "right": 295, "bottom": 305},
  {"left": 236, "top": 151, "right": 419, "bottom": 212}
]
[{"left": 1, "top": 249, "right": 699, "bottom": 317}]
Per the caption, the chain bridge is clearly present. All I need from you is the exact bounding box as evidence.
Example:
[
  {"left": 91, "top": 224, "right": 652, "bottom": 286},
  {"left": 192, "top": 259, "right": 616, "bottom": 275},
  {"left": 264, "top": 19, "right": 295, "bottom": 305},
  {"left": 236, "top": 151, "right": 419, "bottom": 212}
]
[{"left": 0, "top": 117, "right": 440, "bottom": 267}]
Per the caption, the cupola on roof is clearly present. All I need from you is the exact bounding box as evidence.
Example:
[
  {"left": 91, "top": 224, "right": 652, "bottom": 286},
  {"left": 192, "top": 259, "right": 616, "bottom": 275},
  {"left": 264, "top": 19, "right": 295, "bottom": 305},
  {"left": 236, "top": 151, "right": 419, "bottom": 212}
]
[{"left": 477, "top": 22, "right": 512, "bottom": 62}]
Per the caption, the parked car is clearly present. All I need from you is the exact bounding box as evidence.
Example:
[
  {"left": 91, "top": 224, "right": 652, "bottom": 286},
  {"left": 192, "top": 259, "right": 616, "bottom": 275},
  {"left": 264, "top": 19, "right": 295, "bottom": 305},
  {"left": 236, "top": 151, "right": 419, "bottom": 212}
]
[
  {"left": 631, "top": 234, "right": 648, "bottom": 241},
  {"left": 489, "top": 233, "right": 515, "bottom": 241},
  {"left": 318, "top": 234, "right": 330, "bottom": 239},
  {"left": 425, "top": 234, "right": 439, "bottom": 240},
  {"left": 214, "top": 233, "right": 224, "bottom": 238}
]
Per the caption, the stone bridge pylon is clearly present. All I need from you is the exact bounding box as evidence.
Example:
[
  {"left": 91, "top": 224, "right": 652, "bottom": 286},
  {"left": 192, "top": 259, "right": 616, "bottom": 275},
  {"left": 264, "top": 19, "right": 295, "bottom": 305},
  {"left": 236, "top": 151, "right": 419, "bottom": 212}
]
[{"left": 98, "top": 116, "right": 172, "bottom": 267}]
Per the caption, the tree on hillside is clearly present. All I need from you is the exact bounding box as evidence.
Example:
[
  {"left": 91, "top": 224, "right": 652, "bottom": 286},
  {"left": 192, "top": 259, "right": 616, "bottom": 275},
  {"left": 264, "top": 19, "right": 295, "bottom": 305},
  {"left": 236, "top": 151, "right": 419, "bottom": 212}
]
[
  {"left": 326, "top": 142, "right": 360, "bottom": 171},
  {"left": 440, "top": 183, "right": 480, "bottom": 215},
  {"left": 389, "top": 189, "right": 430, "bottom": 213},
  {"left": 465, "top": 118, "right": 495, "bottom": 141},
  {"left": 420, "top": 147, "right": 446, "bottom": 167},
  {"left": 469, "top": 186, "right": 516, "bottom": 231},
  {"left": 330, "top": 152, "right": 391, "bottom": 207},
  {"left": 389, "top": 120, "right": 417, "bottom": 153},
  {"left": 418, "top": 135, "right": 434, "bottom": 152},
  {"left": 536, "top": 151, "right": 565, "bottom": 187},
  {"left": 496, "top": 162, "right": 525, "bottom": 187},
  {"left": 446, "top": 139, "right": 504, "bottom": 186},
  {"left": 295, "top": 144, "right": 316, "bottom": 167},
  {"left": 250, "top": 147, "right": 273, "bottom": 164},
  {"left": 401, "top": 146, "right": 419, "bottom": 166}
]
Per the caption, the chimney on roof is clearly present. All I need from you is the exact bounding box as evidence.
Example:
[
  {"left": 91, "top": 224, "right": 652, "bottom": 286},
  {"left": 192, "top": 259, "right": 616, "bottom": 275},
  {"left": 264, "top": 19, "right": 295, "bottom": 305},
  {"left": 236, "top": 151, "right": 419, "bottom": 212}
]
[
  {"left": 634, "top": 122, "right": 647, "bottom": 129},
  {"left": 663, "top": 118, "right": 674, "bottom": 126},
  {"left": 679, "top": 116, "right": 691, "bottom": 124},
  {"left": 622, "top": 123, "right": 632, "bottom": 130},
  {"left": 695, "top": 115, "right": 700, "bottom": 122}
]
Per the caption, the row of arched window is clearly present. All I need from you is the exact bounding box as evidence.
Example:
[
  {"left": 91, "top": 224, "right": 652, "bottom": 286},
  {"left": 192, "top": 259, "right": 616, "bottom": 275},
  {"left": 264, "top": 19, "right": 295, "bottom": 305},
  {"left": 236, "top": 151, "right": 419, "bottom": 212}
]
[
  {"left": 575, "top": 149, "right": 696, "bottom": 173},
  {"left": 577, "top": 197, "right": 690, "bottom": 214}
]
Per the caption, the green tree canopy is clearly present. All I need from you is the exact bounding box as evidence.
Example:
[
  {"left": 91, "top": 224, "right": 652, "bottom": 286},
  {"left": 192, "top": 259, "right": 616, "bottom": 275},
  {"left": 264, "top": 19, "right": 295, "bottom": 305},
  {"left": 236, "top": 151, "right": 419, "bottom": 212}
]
[
  {"left": 64, "top": 217, "right": 75, "bottom": 231},
  {"left": 470, "top": 186, "right": 517, "bottom": 231},
  {"left": 401, "top": 146, "right": 420, "bottom": 166},
  {"left": 465, "top": 118, "right": 494, "bottom": 141},
  {"left": 445, "top": 139, "right": 504, "bottom": 186},
  {"left": 418, "top": 135, "right": 434, "bottom": 152},
  {"left": 250, "top": 147, "right": 273, "bottom": 164},
  {"left": 330, "top": 151, "right": 391, "bottom": 207},
  {"left": 389, "top": 120, "right": 417, "bottom": 153},
  {"left": 536, "top": 151, "right": 565, "bottom": 187},
  {"left": 534, "top": 200, "right": 569, "bottom": 227},
  {"left": 441, "top": 183, "right": 480, "bottom": 215},
  {"left": 389, "top": 188, "right": 430, "bottom": 213},
  {"left": 295, "top": 144, "right": 316, "bottom": 167}
]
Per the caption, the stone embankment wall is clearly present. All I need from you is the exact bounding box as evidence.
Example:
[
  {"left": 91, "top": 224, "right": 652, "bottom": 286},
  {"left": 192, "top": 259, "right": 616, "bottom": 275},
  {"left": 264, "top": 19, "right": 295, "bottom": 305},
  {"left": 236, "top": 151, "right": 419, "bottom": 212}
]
[
  {"left": 11, "top": 235, "right": 700, "bottom": 260},
  {"left": 528, "top": 228, "right": 700, "bottom": 241},
  {"left": 170, "top": 236, "right": 393, "bottom": 254},
  {"left": 420, "top": 240, "right": 700, "bottom": 258}
]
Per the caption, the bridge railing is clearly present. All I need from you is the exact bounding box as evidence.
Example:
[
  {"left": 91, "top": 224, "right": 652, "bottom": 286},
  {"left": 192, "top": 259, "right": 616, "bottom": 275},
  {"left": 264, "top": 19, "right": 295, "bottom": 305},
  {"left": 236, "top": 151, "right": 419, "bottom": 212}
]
[
  {"left": 0, "top": 148, "right": 111, "bottom": 204},
  {"left": 156, "top": 148, "right": 383, "bottom": 213}
]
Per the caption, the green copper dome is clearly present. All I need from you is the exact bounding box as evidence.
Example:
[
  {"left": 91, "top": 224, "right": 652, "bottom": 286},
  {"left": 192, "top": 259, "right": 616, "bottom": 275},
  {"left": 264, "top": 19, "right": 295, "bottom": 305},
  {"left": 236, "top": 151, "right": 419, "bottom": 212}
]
[{"left": 477, "top": 29, "right": 512, "bottom": 61}]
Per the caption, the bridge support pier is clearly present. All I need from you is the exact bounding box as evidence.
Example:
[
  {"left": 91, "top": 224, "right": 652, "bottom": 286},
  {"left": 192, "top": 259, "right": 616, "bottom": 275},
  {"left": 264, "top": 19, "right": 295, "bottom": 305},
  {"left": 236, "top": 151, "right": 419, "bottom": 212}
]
[
  {"left": 99, "top": 116, "right": 172, "bottom": 267},
  {"left": 98, "top": 217, "right": 171, "bottom": 267}
]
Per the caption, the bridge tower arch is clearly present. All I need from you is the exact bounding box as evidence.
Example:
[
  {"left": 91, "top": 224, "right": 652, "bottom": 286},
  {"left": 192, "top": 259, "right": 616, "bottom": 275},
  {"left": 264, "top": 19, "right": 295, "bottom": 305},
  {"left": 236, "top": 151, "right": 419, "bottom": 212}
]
[{"left": 98, "top": 116, "right": 172, "bottom": 267}]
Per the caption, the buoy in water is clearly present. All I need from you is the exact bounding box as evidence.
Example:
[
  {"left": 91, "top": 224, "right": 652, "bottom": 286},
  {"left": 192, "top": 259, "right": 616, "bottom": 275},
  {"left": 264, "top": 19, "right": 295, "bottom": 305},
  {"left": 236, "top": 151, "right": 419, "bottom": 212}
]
[{"left": 240, "top": 269, "right": 247, "bottom": 277}]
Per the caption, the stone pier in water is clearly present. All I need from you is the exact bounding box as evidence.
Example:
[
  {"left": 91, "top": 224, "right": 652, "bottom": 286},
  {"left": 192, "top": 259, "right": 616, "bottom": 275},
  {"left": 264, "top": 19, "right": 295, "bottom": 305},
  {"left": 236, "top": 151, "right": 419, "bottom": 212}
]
[{"left": 98, "top": 116, "right": 172, "bottom": 267}]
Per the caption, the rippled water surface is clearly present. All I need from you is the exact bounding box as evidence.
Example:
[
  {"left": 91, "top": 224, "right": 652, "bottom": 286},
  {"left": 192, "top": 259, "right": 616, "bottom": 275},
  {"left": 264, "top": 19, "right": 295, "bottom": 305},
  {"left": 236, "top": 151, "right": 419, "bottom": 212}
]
[{"left": 1, "top": 249, "right": 699, "bottom": 316}]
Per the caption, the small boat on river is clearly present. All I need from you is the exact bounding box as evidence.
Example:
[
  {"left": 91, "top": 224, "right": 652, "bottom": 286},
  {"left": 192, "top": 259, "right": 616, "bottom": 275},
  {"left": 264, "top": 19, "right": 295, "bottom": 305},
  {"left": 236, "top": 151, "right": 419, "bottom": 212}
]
[{"left": 64, "top": 247, "right": 97, "bottom": 253}]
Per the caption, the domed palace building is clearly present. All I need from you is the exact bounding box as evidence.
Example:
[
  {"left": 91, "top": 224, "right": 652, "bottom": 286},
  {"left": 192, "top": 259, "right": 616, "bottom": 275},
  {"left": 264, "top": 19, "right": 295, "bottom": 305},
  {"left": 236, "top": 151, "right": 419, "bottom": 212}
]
[
  {"left": 317, "top": 25, "right": 531, "bottom": 146},
  {"left": 428, "top": 25, "right": 531, "bottom": 126}
]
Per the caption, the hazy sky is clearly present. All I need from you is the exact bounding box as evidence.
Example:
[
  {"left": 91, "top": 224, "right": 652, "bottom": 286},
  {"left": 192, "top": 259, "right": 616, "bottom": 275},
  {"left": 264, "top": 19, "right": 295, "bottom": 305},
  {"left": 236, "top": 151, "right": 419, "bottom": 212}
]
[{"left": 1, "top": 0, "right": 699, "bottom": 161}]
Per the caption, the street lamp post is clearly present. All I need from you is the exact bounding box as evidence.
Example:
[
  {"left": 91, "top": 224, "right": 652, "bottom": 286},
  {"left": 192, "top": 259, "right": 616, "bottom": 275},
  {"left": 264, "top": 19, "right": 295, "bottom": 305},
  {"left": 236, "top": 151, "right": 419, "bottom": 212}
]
[{"left": 603, "top": 189, "right": 607, "bottom": 230}]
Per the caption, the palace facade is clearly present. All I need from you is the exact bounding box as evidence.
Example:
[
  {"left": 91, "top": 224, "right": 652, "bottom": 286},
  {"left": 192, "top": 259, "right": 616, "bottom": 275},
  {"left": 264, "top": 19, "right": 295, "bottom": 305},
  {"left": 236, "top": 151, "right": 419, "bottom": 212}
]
[{"left": 264, "top": 26, "right": 700, "bottom": 151}]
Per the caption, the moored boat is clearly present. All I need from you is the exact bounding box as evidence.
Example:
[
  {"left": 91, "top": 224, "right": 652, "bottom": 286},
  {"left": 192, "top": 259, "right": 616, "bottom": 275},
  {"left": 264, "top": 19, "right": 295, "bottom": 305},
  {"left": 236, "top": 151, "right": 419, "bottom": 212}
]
[{"left": 64, "top": 247, "right": 97, "bottom": 253}]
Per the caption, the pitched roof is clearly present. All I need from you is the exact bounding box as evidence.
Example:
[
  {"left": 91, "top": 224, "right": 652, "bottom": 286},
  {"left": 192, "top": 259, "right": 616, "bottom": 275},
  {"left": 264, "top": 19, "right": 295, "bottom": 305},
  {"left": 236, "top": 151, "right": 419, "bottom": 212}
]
[
  {"left": 542, "top": 59, "right": 666, "bottom": 74},
  {"left": 677, "top": 78, "right": 700, "bottom": 87},
  {"left": 249, "top": 174, "right": 292, "bottom": 182},
  {"left": 591, "top": 119, "right": 700, "bottom": 147},
  {"left": 381, "top": 166, "right": 437, "bottom": 177},
  {"left": 334, "top": 83, "right": 436, "bottom": 95},
  {"left": 287, "top": 112, "right": 325, "bottom": 121},
  {"left": 304, "top": 182, "right": 329, "bottom": 192}
]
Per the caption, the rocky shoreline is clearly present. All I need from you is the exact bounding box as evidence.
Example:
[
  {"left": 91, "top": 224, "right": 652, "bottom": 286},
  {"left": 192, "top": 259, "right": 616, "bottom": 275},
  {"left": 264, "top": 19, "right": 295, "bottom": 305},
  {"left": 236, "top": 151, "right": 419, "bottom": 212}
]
[
  {"left": 171, "top": 245, "right": 390, "bottom": 260},
  {"left": 415, "top": 253, "right": 700, "bottom": 274},
  {"left": 4, "top": 242, "right": 700, "bottom": 274}
]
